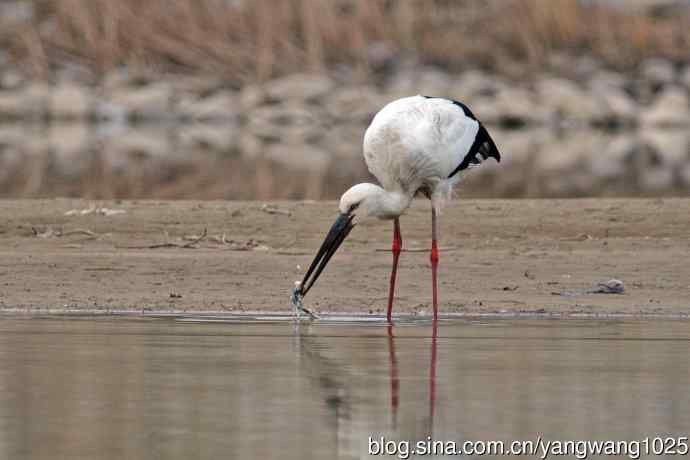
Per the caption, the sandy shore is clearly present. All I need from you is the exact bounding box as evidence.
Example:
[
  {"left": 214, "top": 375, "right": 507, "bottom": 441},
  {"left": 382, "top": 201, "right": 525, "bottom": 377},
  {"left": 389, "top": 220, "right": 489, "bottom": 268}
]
[{"left": 0, "top": 198, "right": 688, "bottom": 317}]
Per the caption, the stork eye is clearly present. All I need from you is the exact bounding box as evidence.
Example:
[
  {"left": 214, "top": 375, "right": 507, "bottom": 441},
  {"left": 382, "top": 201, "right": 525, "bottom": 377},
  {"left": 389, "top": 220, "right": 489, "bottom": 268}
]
[{"left": 348, "top": 203, "right": 360, "bottom": 213}]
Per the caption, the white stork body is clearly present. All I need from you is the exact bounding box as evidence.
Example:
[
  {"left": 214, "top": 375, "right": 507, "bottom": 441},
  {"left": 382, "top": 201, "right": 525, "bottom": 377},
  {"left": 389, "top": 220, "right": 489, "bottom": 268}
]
[
  {"left": 297, "top": 95, "right": 500, "bottom": 322},
  {"left": 339, "top": 95, "right": 499, "bottom": 219},
  {"left": 364, "top": 95, "right": 479, "bottom": 208}
]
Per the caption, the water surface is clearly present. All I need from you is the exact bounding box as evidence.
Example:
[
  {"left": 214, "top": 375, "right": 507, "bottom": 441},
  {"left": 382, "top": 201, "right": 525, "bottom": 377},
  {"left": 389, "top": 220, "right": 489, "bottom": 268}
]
[{"left": 0, "top": 316, "right": 688, "bottom": 459}]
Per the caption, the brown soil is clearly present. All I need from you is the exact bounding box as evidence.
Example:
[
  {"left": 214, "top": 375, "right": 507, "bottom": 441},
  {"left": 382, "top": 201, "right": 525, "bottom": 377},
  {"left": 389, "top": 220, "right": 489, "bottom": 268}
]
[{"left": 0, "top": 198, "right": 688, "bottom": 317}]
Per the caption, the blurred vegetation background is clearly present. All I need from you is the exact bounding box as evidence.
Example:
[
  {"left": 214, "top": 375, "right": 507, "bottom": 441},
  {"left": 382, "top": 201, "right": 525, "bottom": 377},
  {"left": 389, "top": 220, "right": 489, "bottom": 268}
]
[{"left": 1, "top": 0, "right": 689, "bottom": 199}]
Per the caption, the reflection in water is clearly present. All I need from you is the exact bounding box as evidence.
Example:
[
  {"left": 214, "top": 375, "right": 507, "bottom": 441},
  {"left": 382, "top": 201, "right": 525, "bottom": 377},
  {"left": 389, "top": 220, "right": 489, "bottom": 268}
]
[
  {"left": 1, "top": 318, "right": 690, "bottom": 459},
  {"left": 1, "top": 122, "right": 689, "bottom": 198},
  {"left": 428, "top": 321, "right": 437, "bottom": 436},
  {"left": 387, "top": 322, "right": 438, "bottom": 442},
  {"left": 387, "top": 325, "right": 399, "bottom": 429},
  {"left": 293, "top": 322, "right": 352, "bottom": 453}
]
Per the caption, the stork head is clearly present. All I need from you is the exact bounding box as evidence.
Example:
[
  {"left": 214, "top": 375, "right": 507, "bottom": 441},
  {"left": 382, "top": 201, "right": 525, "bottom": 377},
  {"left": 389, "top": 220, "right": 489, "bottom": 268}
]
[
  {"left": 339, "top": 183, "right": 410, "bottom": 220},
  {"left": 298, "top": 183, "right": 411, "bottom": 297},
  {"left": 338, "top": 183, "right": 383, "bottom": 217}
]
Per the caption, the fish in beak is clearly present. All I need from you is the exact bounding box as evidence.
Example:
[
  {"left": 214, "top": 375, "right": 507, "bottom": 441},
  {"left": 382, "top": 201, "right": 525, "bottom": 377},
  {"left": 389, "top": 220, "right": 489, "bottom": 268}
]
[{"left": 298, "top": 212, "right": 356, "bottom": 297}]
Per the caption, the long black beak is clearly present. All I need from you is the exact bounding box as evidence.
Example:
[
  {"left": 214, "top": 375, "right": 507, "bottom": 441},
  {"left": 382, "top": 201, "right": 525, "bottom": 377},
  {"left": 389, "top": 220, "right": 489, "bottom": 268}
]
[{"left": 299, "top": 213, "right": 355, "bottom": 297}]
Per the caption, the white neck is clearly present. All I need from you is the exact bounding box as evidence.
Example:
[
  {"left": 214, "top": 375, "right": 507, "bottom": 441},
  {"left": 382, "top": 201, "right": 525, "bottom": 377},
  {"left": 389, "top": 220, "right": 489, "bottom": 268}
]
[
  {"left": 368, "top": 187, "right": 412, "bottom": 219},
  {"left": 340, "top": 183, "right": 413, "bottom": 219}
]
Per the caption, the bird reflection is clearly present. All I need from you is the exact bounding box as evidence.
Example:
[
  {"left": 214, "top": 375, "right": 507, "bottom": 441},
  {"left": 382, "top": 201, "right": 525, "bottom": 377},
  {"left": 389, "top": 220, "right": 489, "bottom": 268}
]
[
  {"left": 290, "top": 319, "right": 440, "bottom": 458},
  {"left": 387, "top": 324, "right": 400, "bottom": 429},
  {"left": 293, "top": 323, "right": 351, "bottom": 423},
  {"left": 386, "top": 321, "right": 439, "bottom": 436},
  {"left": 292, "top": 322, "right": 355, "bottom": 458},
  {"left": 429, "top": 321, "right": 438, "bottom": 435}
]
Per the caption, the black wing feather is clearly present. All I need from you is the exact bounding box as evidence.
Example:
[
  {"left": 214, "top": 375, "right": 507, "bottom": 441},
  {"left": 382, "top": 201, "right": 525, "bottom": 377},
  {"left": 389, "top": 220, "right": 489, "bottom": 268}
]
[{"left": 422, "top": 96, "right": 501, "bottom": 178}]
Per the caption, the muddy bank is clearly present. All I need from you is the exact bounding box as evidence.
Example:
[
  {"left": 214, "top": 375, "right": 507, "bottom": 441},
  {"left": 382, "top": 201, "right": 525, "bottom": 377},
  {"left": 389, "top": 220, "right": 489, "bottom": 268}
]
[{"left": 0, "top": 198, "right": 688, "bottom": 316}]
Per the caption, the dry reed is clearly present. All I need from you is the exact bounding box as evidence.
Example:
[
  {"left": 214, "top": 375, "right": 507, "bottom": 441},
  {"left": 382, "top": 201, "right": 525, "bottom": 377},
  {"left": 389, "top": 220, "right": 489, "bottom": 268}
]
[{"left": 1, "top": 0, "right": 688, "bottom": 83}]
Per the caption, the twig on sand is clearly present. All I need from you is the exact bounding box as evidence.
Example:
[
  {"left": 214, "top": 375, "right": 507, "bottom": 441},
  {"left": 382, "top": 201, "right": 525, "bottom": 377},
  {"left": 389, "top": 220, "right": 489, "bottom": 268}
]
[
  {"left": 32, "top": 226, "right": 60, "bottom": 238},
  {"left": 64, "top": 204, "right": 126, "bottom": 217},
  {"left": 64, "top": 229, "right": 100, "bottom": 238},
  {"left": 123, "top": 229, "right": 268, "bottom": 251},
  {"left": 261, "top": 204, "right": 291, "bottom": 216},
  {"left": 32, "top": 227, "right": 100, "bottom": 239},
  {"left": 181, "top": 228, "right": 208, "bottom": 248},
  {"left": 146, "top": 228, "right": 208, "bottom": 249},
  {"left": 210, "top": 233, "right": 267, "bottom": 251},
  {"left": 552, "top": 279, "right": 625, "bottom": 296}
]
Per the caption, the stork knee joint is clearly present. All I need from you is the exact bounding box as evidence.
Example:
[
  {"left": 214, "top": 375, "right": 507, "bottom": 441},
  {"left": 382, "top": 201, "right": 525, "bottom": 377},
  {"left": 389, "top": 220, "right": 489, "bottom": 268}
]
[{"left": 430, "top": 243, "right": 439, "bottom": 263}]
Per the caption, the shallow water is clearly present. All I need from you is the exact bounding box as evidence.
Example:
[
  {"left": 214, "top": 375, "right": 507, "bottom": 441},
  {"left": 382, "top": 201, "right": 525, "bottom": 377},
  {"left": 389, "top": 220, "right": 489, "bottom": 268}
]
[{"left": 1, "top": 316, "right": 689, "bottom": 459}]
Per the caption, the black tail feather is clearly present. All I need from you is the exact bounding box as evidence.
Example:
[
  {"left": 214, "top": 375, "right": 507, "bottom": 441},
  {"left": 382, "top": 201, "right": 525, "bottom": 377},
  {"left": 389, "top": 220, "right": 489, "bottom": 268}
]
[
  {"left": 448, "top": 125, "right": 501, "bottom": 179},
  {"left": 480, "top": 125, "right": 501, "bottom": 163}
]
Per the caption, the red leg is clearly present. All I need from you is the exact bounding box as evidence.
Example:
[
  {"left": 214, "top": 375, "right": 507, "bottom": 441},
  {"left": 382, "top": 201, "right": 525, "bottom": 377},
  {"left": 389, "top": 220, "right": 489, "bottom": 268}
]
[
  {"left": 431, "top": 207, "right": 439, "bottom": 321},
  {"left": 387, "top": 325, "right": 399, "bottom": 428},
  {"left": 387, "top": 218, "right": 402, "bottom": 323},
  {"left": 429, "top": 320, "right": 438, "bottom": 432}
]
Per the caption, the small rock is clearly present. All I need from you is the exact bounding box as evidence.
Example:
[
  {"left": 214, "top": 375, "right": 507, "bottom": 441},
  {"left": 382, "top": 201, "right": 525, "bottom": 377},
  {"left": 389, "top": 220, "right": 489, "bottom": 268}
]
[
  {"left": 176, "top": 90, "right": 237, "bottom": 121},
  {"left": 640, "top": 129, "right": 689, "bottom": 165},
  {"left": 109, "top": 82, "right": 173, "bottom": 119},
  {"left": 640, "top": 58, "right": 676, "bottom": 86},
  {"left": 473, "top": 86, "right": 548, "bottom": 126},
  {"left": 324, "top": 86, "right": 381, "bottom": 121},
  {"left": 178, "top": 123, "right": 237, "bottom": 151},
  {"left": 264, "top": 74, "right": 334, "bottom": 103},
  {"left": 641, "top": 86, "right": 690, "bottom": 126},
  {"left": 593, "top": 279, "right": 625, "bottom": 294},
  {"left": 238, "top": 84, "right": 267, "bottom": 111},
  {"left": 449, "top": 70, "right": 502, "bottom": 102},
  {"left": 588, "top": 70, "right": 627, "bottom": 92},
  {"left": 167, "top": 75, "right": 224, "bottom": 94},
  {"left": 536, "top": 77, "right": 604, "bottom": 123},
  {"left": 247, "top": 103, "right": 321, "bottom": 141},
  {"left": 50, "top": 83, "right": 93, "bottom": 120},
  {"left": 0, "top": 83, "right": 50, "bottom": 119},
  {"left": 589, "top": 83, "right": 637, "bottom": 123},
  {"left": 261, "top": 203, "right": 291, "bottom": 216},
  {"left": 103, "top": 127, "right": 171, "bottom": 165}
]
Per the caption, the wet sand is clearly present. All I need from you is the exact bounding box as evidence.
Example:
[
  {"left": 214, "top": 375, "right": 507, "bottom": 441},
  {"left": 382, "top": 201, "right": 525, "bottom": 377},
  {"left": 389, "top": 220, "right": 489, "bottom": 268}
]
[{"left": 0, "top": 198, "right": 688, "bottom": 317}]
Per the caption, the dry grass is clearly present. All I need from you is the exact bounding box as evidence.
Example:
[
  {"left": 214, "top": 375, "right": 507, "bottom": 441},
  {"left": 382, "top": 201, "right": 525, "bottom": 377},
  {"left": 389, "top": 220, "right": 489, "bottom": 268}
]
[{"left": 1, "top": 0, "right": 689, "bottom": 83}]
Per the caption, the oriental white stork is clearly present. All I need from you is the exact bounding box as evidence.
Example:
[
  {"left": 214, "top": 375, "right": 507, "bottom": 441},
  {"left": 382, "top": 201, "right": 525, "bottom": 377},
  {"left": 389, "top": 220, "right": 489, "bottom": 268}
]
[{"left": 295, "top": 95, "right": 501, "bottom": 322}]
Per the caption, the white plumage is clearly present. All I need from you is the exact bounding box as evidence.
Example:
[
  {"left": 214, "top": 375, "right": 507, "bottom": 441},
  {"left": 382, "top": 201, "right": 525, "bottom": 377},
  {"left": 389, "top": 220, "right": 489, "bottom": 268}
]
[
  {"left": 363, "top": 95, "right": 480, "bottom": 211},
  {"left": 339, "top": 95, "right": 500, "bottom": 218},
  {"left": 297, "top": 94, "right": 501, "bottom": 322}
]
